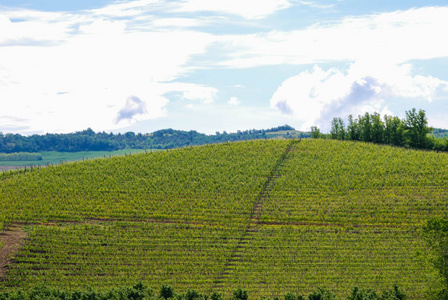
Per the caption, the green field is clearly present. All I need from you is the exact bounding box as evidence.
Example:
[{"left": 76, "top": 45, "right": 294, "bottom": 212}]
[
  {"left": 0, "top": 149, "right": 147, "bottom": 169},
  {"left": 264, "top": 130, "right": 304, "bottom": 139},
  {"left": 0, "top": 139, "right": 446, "bottom": 298}
]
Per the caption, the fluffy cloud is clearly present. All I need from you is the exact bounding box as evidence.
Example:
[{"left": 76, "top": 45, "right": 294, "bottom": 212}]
[
  {"left": 164, "top": 83, "right": 219, "bottom": 103},
  {"left": 1, "top": 2, "right": 448, "bottom": 134},
  {"left": 228, "top": 97, "right": 240, "bottom": 106},
  {"left": 116, "top": 96, "right": 147, "bottom": 123},
  {"left": 178, "top": 84, "right": 218, "bottom": 103},
  {"left": 270, "top": 62, "right": 448, "bottom": 131},
  {"left": 0, "top": 5, "right": 215, "bottom": 133}
]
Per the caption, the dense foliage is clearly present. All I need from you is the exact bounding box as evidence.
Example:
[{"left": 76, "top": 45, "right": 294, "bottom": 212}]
[
  {"left": 0, "top": 125, "right": 304, "bottom": 153},
  {"left": 0, "top": 283, "right": 407, "bottom": 300},
  {"left": 1, "top": 139, "right": 447, "bottom": 298},
  {"left": 316, "top": 108, "right": 448, "bottom": 151}
]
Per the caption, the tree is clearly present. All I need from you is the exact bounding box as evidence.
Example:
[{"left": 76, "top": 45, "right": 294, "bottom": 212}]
[
  {"left": 347, "top": 287, "right": 378, "bottom": 300},
  {"left": 371, "top": 112, "right": 384, "bottom": 144},
  {"left": 383, "top": 115, "right": 405, "bottom": 147},
  {"left": 347, "top": 285, "right": 406, "bottom": 300},
  {"left": 358, "top": 112, "right": 372, "bottom": 143},
  {"left": 347, "top": 115, "right": 360, "bottom": 141},
  {"left": 232, "top": 288, "right": 248, "bottom": 300},
  {"left": 380, "top": 285, "right": 407, "bottom": 300},
  {"left": 284, "top": 291, "right": 305, "bottom": 300},
  {"left": 330, "top": 117, "right": 345, "bottom": 140},
  {"left": 311, "top": 126, "right": 321, "bottom": 138},
  {"left": 307, "top": 287, "right": 335, "bottom": 300},
  {"left": 160, "top": 284, "right": 174, "bottom": 299},
  {"left": 404, "top": 108, "right": 432, "bottom": 149}
]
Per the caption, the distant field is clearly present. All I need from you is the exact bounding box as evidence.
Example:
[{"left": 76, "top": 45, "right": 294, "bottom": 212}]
[
  {"left": 265, "top": 130, "right": 304, "bottom": 138},
  {"left": 0, "top": 149, "right": 147, "bottom": 171},
  {"left": 0, "top": 139, "right": 446, "bottom": 298}
]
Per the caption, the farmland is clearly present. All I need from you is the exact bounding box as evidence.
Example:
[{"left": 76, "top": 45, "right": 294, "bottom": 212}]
[
  {"left": 0, "top": 139, "right": 446, "bottom": 298},
  {"left": 0, "top": 149, "right": 147, "bottom": 171}
]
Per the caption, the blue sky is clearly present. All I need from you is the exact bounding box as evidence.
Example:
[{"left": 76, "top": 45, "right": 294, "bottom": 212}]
[{"left": 1, "top": 0, "right": 447, "bottom": 135}]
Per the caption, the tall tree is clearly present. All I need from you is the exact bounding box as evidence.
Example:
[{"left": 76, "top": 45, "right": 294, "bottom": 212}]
[
  {"left": 371, "top": 112, "right": 384, "bottom": 144},
  {"left": 358, "top": 112, "right": 372, "bottom": 143},
  {"left": 330, "top": 117, "right": 345, "bottom": 140},
  {"left": 404, "top": 108, "right": 432, "bottom": 149},
  {"left": 347, "top": 114, "right": 360, "bottom": 141},
  {"left": 384, "top": 115, "right": 405, "bottom": 147},
  {"left": 310, "top": 126, "right": 321, "bottom": 138}
]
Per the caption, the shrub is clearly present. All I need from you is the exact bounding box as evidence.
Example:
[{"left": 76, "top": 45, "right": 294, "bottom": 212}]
[
  {"left": 307, "top": 287, "right": 335, "bottom": 300},
  {"left": 210, "top": 292, "right": 224, "bottom": 300},
  {"left": 233, "top": 288, "right": 248, "bottom": 300},
  {"left": 380, "top": 285, "right": 406, "bottom": 300},
  {"left": 284, "top": 292, "right": 304, "bottom": 300},
  {"left": 347, "top": 287, "right": 378, "bottom": 300},
  {"left": 160, "top": 284, "right": 174, "bottom": 299},
  {"left": 185, "top": 290, "right": 202, "bottom": 300}
]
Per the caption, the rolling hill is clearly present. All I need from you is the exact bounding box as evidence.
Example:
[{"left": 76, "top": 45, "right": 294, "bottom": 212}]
[{"left": 1, "top": 139, "right": 447, "bottom": 298}]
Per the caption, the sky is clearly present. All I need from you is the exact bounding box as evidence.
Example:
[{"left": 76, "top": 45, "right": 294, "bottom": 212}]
[{"left": 1, "top": 0, "right": 448, "bottom": 135}]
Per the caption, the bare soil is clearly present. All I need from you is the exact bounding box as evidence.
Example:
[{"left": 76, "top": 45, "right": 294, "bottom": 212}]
[{"left": 0, "top": 225, "right": 27, "bottom": 278}]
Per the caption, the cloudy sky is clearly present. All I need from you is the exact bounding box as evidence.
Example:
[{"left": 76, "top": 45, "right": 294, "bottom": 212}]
[{"left": 1, "top": 0, "right": 448, "bottom": 135}]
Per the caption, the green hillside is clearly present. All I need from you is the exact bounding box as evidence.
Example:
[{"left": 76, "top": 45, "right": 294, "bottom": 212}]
[{"left": 1, "top": 139, "right": 447, "bottom": 298}]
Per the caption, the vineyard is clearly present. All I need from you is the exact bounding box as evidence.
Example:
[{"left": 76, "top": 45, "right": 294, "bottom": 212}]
[{"left": 0, "top": 139, "right": 447, "bottom": 298}]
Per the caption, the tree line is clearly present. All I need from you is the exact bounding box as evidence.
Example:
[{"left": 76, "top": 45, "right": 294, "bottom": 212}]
[
  {"left": 311, "top": 108, "right": 448, "bottom": 151},
  {"left": 0, "top": 283, "right": 407, "bottom": 300},
  {"left": 0, "top": 125, "right": 304, "bottom": 153}
]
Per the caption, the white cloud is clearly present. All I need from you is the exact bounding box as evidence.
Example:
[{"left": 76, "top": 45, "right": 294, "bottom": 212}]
[
  {"left": 166, "top": 83, "right": 218, "bottom": 103},
  {"left": 78, "top": 19, "right": 126, "bottom": 35},
  {"left": 218, "top": 6, "right": 448, "bottom": 68},
  {"left": 228, "top": 97, "right": 241, "bottom": 106},
  {"left": 115, "top": 96, "right": 147, "bottom": 124},
  {"left": 1, "top": 2, "right": 448, "bottom": 134},
  {"left": 181, "top": 85, "right": 217, "bottom": 103},
  {"left": 270, "top": 61, "right": 448, "bottom": 131},
  {"left": 152, "top": 17, "right": 203, "bottom": 28},
  {"left": 299, "top": 1, "right": 335, "bottom": 9},
  {"left": 0, "top": 6, "right": 216, "bottom": 133},
  {"left": 89, "top": 0, "right": 162, "bottom": 17},
  {"left": 0, "top": 12, "right": 71, "bottom": 46},
  {"left": 174, "top": 0, "right": 292, "bottom": 19}
]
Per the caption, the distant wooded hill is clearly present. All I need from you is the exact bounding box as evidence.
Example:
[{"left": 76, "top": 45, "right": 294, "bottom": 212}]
[
  {"left": 433, "top": 128, "right": 448, "bottom": 138},
  {"left": 0, "top": 125, "right": 308, "bottom": 153}
]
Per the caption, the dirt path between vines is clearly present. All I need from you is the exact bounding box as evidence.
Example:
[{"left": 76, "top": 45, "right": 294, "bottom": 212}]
[{"left": 0, "top": 225, "right": 27, "bottom": 278}]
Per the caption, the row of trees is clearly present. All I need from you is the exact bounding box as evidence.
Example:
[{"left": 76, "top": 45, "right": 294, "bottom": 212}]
[
  {"left": 0, "top": 283, "right": 407, "bottom": 300},
  {"left": 0, "top": 125, "right": 303, "bottom": 153},
  {"left": 312, "top": 108, "right": 448, "bottom": 151}
]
